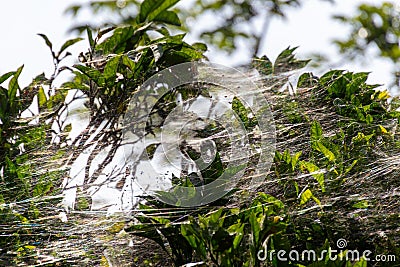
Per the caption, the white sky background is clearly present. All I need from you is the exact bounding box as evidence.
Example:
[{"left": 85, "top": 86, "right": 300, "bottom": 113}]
[
  {"left": 0, "top": 0, "right": 395, "bottom": 90},
  {"left": 0, "top": 1, "right": 88, "bottom": 87}
]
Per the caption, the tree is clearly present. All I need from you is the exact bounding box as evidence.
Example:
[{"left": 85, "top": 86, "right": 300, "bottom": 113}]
[
  {"left": 65, "top": 0, "right": 334, "bottom": 58},
  {"left": 68, "top": 0, "right": 399, "bottom": 92},
  {"left": 333, "top": 2, "right": 400, "bottom": 92}
]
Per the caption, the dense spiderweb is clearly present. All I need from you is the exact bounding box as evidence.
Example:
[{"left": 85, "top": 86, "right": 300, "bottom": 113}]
[{"left": 0, "top": 58, "right": 399, "bottom": 266}]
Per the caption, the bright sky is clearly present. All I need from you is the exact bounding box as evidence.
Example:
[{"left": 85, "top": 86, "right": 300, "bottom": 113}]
[
  {"left": 0, "top": 0, "right": 394, "bottom": 90},
  {"left": 0, "top": 1, "right": 87, "bottom": 87}
]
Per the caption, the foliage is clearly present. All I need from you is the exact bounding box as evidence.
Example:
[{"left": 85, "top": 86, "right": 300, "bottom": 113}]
[
  {"left": 333, "top": 2, "right": 400, "bottom": 91},
  {"left": 180, "top": 193, "right": 289, "bottom": 266},
  {"left": 0, "top": 35, "right": 74, "bottom": 265},
  {"left": 1, "top": 0, "right": 400, "bottom": 266},
  {"left": 125, "top": 46, "right": 400, "bottom": 266},
  {"left": 333, "top": 2, "right": 400, "bottom": 63},
  {"left": 65, "top": 0, "right": 334, "bottom": 57}
]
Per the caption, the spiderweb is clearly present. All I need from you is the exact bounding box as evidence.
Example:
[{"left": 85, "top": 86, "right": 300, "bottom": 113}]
[{"left": 0, "top": 55, "right": 399, "bottom": 266}]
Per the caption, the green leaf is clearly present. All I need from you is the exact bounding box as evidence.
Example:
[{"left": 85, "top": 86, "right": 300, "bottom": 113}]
[
  {"left": 8, "top": 65, "right": 24, "bottom": 104},
  {"left": 252, "top": 56, "right": 273, "bottom": 76},
  {"left": 97, "top": 26, "right": 135, "bottom": 54},
  {"left": 232, "top": 96, "right": 249, "bottom": 127},
  {"left": 301, "top": 161, "right": 325, "bottom": 192},
  {"left": 378, "top": 125, "right": 388, "bottom": 134},
  {"left": 319, "top": 70, "right": 345, "bottom": 87},
  {"left": 156, "top": 26, "right": 171, "bottom": 36},
  {"left": 64, "top": 124, "right": 72, "bottom": 132},
  {"left": 153, "top": 10, "right": 181, "bottom": 26},
  {"left": 299, "top": 189, "right": 313, "bottom": 205},
  {"left": 376, "top": 90, "right": 389, "bottom": 100},
  {"left": 313, "top": 141, "right": 336, "bottom": 162},
  {"left": 122, "top": 55, "right": 136, "bottom": 71},
  {"left": 73, "top": 64, "right": 104, "bottom": 86},
  {"left": 345, "top": 72, "right": 369, "bottom": 99},
  {"left": 125, "top": 223, "right": 166, "bottom": 250},
  {"left": 0, "top": 87, "right": 8, "bottom": 119},
  {"left": 365, "top": 114, "right": 373, "bottom": 124},
  {"left": 38, "top": 33, "right": 55, "bottom": 58},
  {"left": 37, "top": 87, "right": 47, "bottom": 107},
  {"left": 59, "top": 37, "right": 84, "bottom": 56},
  {"left": 274, "top": 46, "right": 310, "bottom": 73},
  {"left": 103, "top": 55, "right": 121, "bottom": 81},
  {"left": 257, "top": 193, "right": 285, "bottom": 210},
  {"left": 5, "top": 156, "right": 17, "bottom": 174},
  {"left": 344, "top": 159, "right": 358, "bottom": 175},
  {"left": 181, "top": 226, "right": 199, "bottom": 249},
  {"left": 249, "top": 212, "right": 260, "bottom": 244},
  {"left": 0, "top": 71, "right": 16, "bottom": 84},
  {"left": 352, "top": 200, "right": 370, "bottom": 209},
  {"left": 191, "top": 42, "right": 208, "bottom": 52},
  {"left": 37, "top": 33, "right": 53, "bottom": 50},
  {"left": 31, "top": 72, "right": 47, "bottom": 84},
  {"left": 291, "top": 151, "right": 302, "bottom": 171},
  {"left": 200, "top": 152, "right": 223, "bottom": 184},
  {"left": 310, "top": 121, "right": 323, "bottom": 142},
  {"left": 282, "top": 149, "right": 291, "bottom": 164},
  {"left": 209, "top": 208, "right": 224, "bottom": 224},
  {"left": 227, "top": 222, "right": 244, "bottom": 249},
  {"left": 297, "top": 72, "right": 318, "bottom": 88},
  {"left": 352, "top": 257, "right": 367, "bottom": 267},
  {"left": 86, "top": 27, "right": 95, "bottom": 49},
  {"left": 138, "top": 0, "right": 180, "bottom": 23},
  {"left": 97, "top": 26, "right": 117, "bottom": 40}
]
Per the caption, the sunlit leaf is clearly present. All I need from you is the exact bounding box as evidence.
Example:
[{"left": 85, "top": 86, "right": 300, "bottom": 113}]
[
  {"left": 153, "top": 10, "right": 181, "bottom": 26},
  {"left": 138, "top": 0, "right": 180, "bottom": 23},
  {"left": 378, "top": 125, "right": 388, "bottom": 134},
  {"left": 313, "top": 141, "right": 336, "bottom": 162},
  {"left": 249, "top": 212, "right": 260, "bottom": 244},
  {"left": 301, "top": 161, "right": 325, "bottom": 192},
  {"left": 344, "top": 160, "right": 358, "bottom": 175},
  {"left": 122, "top": 55, "right": 136, "bottom": 71},
  {"left": 352, "top": 257, "right": 367, "bottom": 267},
  {"left": 257, "top": 193, "right": 285, "bottom": 210},
  {"left": 365, "top": 114, "right": 373, "bottom": 124},
  {"left": 191, "top": 42, "right": 208, "bottom": 52},
  {"left": 8, "top": 65, "right": 23, "bottom": 106},
  {"left": 0, "top": 71, "right": 16, "bottom": 85},
  {"left": 310, "top": 121, "right": 323, "bottom": 142},
  {"left": 227, "top": 222, "right": 244, "bottom": 249},
  {"left": 377, "top": 90, "right": 389, "bottom": 100},
  {"left": 352, "top": 200, "right": 370, "bottom": 209},
  {"left": 299, "top": 189, "right": 313, "bottom": 205},
  {"left": 37, "top": 87, "right": 47, "bottom": 107},
  {"left": 291, "top": 151, "right": 302, "bottom": 171}
]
